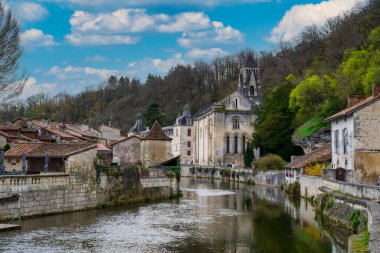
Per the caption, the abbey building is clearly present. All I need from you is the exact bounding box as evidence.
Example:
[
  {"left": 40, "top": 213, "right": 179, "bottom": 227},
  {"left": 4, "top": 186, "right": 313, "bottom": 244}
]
[{"left": 171, "top": 55, "right": 262, "bottom": 168}]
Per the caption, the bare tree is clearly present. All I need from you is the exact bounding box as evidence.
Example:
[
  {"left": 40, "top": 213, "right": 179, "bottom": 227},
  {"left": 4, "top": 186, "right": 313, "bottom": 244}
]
[{"left": 0, "top": 1, "right": 26, "bottom": 103}]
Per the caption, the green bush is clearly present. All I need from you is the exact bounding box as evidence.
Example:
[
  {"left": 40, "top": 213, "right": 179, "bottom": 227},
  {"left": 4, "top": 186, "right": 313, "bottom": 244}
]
[{"left": 254, "top": 154, "right": 286, "bottom": 171}]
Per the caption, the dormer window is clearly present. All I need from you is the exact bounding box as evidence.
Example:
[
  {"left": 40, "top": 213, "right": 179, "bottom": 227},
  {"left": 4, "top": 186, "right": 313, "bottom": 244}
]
[{"left": 233, "top": 118, "right": 240, "bottom": 130}]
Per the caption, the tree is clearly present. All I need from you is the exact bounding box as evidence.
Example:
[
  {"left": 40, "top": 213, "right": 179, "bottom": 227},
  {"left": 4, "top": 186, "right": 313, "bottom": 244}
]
[
  {"left": 143, "top": 102, "right": 166, "bottom": 127},
  {"left": 244, "top": 141, "right": 254, "bottom": 168},
  {"left": 0, "top": 1, "right": 25, "bottom": 103}
]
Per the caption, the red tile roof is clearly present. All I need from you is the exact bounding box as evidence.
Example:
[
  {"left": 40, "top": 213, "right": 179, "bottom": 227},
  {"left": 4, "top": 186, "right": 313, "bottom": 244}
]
[
  {"left": 285, "top": 144, "right": 331, "bottom": 170},
  {"left": 31, "top": 120, "right": 78, "bottom": 139},
  {"left": 142, "top": 121, "right": 172, "bottom": 141},
  {"left": 325, "top": 95, "right": 380, "bottom": 121},
  {"left": 5, "top": 143, "right": 96, "bottom": 158}
]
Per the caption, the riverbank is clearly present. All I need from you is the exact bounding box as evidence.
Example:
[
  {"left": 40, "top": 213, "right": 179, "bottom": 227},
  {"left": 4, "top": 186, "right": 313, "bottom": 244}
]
[
  {"left": 300, "top": 175, "right": 380, "bottom": 252},
  {"left": 181, "top": 165, "right": 285, "bottom": 187}
]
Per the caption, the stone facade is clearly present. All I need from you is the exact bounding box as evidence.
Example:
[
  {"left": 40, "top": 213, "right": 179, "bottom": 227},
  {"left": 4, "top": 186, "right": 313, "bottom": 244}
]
[
  {"left": 100, "top": 124, "right": 123, "bottom": 142},
  {"left": 328, "top": 88, "right": 380, "bottom": 184},
  {"left": 112, "top": 136, "right": 141, "bottom": 165},
  {"left": 141, "top": 139, "right": 172, "bottom": 167}
]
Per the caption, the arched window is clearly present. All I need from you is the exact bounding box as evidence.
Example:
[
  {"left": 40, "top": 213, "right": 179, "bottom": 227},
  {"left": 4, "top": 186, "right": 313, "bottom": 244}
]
[
  {"left": 226, "top": 136, "right": 230, "bottom": 154},
  {"left": 235, "top": 98, "right": 238, "bottom": 109},
  {"left": 233, "top": 117, "right": 240, "bottom": 130},
  {"left": 234, "top": 135, "right": 238, "bottom": 154},
  {"left": 250, "top": 86, "right": 255, "bottom": 96}
]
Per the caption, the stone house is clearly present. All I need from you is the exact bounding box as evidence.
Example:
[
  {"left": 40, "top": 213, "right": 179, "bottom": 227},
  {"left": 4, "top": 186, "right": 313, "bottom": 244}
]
[
  {"left": 4, "top": 143, "right": 97, "bottom": 174},
  {"left": 100, "top": 124, "right": 124, "bottom": 143},
  {"left": 285, "top": 145, "right": 331, "bottom": 184},
  {"left": 325, "top": 84, "right": 380, "bottom": 184},
  {"left": 171, "top": 104, "right": 195, "bottom": 165},
  {"left": 111, "top": 135, "right": 142, "bottom": 165},
  {"left": 140, "top": 121, "right": 172, "bottom": 167}
]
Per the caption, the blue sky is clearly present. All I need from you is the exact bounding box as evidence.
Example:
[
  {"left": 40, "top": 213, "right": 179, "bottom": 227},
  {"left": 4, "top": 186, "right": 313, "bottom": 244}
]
[{"left": 5, "top": 0, "right": 365, "bottom": 98}]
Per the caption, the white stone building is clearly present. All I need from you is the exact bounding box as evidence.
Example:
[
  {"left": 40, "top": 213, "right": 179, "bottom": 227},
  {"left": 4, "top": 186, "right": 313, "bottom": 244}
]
[
  {"left": 325, "top": 84, "right": 380, "bottom": 184},
  {"left": 171, "top": 104, "right": 195, "bottom": 165}
]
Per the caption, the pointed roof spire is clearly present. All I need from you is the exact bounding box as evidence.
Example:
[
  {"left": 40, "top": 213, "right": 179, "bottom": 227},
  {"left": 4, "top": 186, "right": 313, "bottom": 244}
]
[
  {"left": 129, "top": 112, "right": 146, "bottom": 135},
  {"left": 244, "top": 54, "right": 258, "bottom": 68},
  {"left": 143, "top": 121, "right": 171, "bottom": 140}
]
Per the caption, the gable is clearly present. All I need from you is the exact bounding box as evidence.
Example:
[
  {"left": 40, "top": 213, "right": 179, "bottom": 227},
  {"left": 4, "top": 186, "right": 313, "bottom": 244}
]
[{"left": 220, "top": 91, "right": 256, "bottom": 111}]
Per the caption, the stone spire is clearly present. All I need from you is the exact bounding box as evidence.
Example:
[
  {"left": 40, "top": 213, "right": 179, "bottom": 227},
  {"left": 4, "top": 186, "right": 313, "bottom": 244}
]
[
  {"left": 238, "top": 55, "right": 261, "bottom": 99},
  {"left": 129, "top": 112, "right": 146, "bottom": 136}
]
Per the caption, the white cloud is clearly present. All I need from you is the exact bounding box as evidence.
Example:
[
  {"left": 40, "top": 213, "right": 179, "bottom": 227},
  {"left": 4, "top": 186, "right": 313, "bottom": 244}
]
[
  {"left": 158, "top": 12, "right": 210, "bottom": 32},
  {"left": 126, "top": 53, "right": 186, "bottom": 80},
  {"left": 268, "top": 0, "right": 367, "bottom": 43},
  {"left": 178, "top": 21, "right": 244, "bottom": 48},
  {"left": 43, "top": 0, "right": 270, "bottom": 7},
  {"left": 187, "top": 48, "right": 228, "bottom": 59},
  {"left": 21, "top": 77, "right": 57, "bottom": 98},
  {"left": 46, "top": 65, "right": 118, "bottom": 80},
  {"left": 65, "top": 33, "right": 139, "bottom": 45},
  {"left": 20, "top": 29, "right": 58, "bottom": 49},
  {"left": 10, "top": 2, "right": 48, "bottom": 22}
]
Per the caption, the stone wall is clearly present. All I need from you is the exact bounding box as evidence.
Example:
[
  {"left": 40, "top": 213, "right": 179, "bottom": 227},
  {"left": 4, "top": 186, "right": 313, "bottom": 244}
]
[
  {"left": 140, "top": 139, "right": 172, "bottom": 167},
  {"left": 0, "top": 173, "right": 97, "bottom": 221},
  {"left": 112, "top": 137, "right": 141, "bottom": 165},
  {"left": 300, "top": 175, "right": 380, "bottom": 200}
]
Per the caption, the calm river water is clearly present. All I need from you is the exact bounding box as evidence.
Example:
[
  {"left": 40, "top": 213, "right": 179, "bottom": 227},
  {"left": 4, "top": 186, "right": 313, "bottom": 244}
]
[{"left": 0, "top": 178, "right": 348, "bottom": 253}]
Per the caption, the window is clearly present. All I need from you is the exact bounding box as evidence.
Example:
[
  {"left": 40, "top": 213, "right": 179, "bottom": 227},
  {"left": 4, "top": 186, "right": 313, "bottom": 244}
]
[
  {"left": 233, "top": 118, "right": 240, "bottom": 130},
  {"left": 226, "top": 136, "right": 230, "bottom": 154},
  {"left": 187, "top": 151, "right": 191, "bottom": 156},
  {"left": 187, "top": 128, "right": 191, "bottom": 137},
  {"left": 250, "top": 86, "right": 255, "bottom": 96},
  {"left": 235, "top": 98, "right": 238, "bottom": 109},
  {"left": 187, "top": 141, "right": 191, "bottom": 147},
  {"left": 334, "top": 130, "right": 340, "bottom": 154},
  {"left": 234, "top": 135, "right": 238, "bottom": 154},
  {"left": 343, "top": 128, "right": 348, "bottom": 154}
]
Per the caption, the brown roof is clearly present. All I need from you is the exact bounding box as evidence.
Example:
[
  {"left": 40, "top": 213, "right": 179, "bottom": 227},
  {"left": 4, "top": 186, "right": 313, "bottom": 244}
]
[
  {"left": 32, "top": 120, "right": 78, "bottom": 139},
  {"left": 110, "top": 135, "right": 141, "bottom": 146},
  {"left": 325, "top": 95, "right": 380, "bottom": 121},
  {"left": 5, "top": 143, "right": 96, "bottom": 158},
  {"left": 142, "top": 121, "right": 172, "bottom": 141},
  {"left": 285, "top": 144, "right": 331, "bottom": 170}
]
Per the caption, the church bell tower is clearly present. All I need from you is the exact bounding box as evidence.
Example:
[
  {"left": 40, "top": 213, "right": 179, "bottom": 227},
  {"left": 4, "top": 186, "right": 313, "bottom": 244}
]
[{"left": 238, "top": 55, "right": 261, "bottom": 99}]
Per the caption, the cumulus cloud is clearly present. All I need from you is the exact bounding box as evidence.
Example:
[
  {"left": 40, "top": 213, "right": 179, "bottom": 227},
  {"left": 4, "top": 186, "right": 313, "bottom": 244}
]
[
  {"left": 178, "top": 21, "right": 244, "bottom": 48},
  {"left": 10, "top": 2, "right": 48, "bottom": 22},
  {"left": 21, "top": 77, "right": 57, "bottom": 98},
  {"left": 65, "top": 33, "right": 139, "bottom": 45},
  {"left": 126, "top": 54, "right": 186, "bottom": 80},
  {"left": 268, "top": 0, "right": 367, "bottom": 43},
  {"left": 46, "top": 65, "right": 118, "bottom": 80},
  {"left": 20, "top": 29, "right": 57, "bottom": 49},
  {"left": 158, "top": 12, "right": 210, "bottom": 32},
  {"left": 187, "top": 48, "right": 228, "bottom": 59}
]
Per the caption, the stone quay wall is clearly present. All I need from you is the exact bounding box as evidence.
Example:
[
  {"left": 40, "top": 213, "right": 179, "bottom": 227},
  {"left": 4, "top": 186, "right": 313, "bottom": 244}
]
[
  {"left": 300, "top": 175, "right": 380, "bottom": 200},
  {"left": 181, "top": 165, "right": 285, "bottom": 187},
  {"left": 0, "top": 173, "right": 97, "bottom": 221},
  {"left": 0, "top": 168, "right": 178, "bottom": 221}
]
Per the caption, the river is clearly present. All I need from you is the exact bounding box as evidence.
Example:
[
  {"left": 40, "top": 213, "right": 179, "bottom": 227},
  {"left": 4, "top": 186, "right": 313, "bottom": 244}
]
[{"left": 0, "top": 178, "right": 348, "bottom": 253}]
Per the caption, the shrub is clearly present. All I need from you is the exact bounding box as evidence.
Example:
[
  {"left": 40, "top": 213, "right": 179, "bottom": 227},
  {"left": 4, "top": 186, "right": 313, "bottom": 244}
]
[
  {"left": 304, "top": 162, "right": 328, "bottom": 177},
  {"left": 254, "top": 154, "right": 286, "bottom": 171}
]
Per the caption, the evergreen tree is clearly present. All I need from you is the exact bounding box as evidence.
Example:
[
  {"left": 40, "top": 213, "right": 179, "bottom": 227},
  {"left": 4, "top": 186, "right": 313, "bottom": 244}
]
[{"left": 143, "top": 102, "right": 166, "bottom": 127}]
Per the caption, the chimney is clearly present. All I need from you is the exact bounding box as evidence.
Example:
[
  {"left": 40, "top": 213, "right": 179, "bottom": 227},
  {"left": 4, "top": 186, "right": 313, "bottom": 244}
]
[
  {"left": 372, "top": 83, "right": 380, "bottom": 97},
  {"left": 347, "top": 94, "right": 365, "bottom": 108}
]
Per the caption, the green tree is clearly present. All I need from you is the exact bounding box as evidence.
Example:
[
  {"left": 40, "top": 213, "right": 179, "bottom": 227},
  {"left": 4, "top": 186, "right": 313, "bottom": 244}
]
[
  {"left": 244, "top": 141, "right": 255, "bottom": 168},
  {"left": 143, "top": 102, "right": 166, "bottom": 127},
  {"left": 252, "top": 80, "right": 303, "bottom": 161}
]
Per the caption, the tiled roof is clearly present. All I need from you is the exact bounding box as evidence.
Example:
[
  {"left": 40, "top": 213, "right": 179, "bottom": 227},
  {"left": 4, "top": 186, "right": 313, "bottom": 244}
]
[
  {"left": 285, "top": 144, "right": 331, "bottom": 170},
  {"left": 5, "top": 143, "right": 96, "bottom": 158},
  {"left": 97, "top": 144, "right": 111, "bottom": 152},
  {"left": 110, "top": 135, "right": 141, "bottom": 146},
  {"left": 142, "top": 121, "right": 171, "bottom": 141},
  {"left": 325, "top": 95, "right": 380, "bottom": 121},
  {"left": 32, "top": 120, "right": 78, "bottom": 139}
]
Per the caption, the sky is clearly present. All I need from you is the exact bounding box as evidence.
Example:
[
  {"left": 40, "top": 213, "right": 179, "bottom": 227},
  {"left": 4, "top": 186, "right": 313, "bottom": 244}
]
[{"left": 5, "top": 0, "right": 366, "bottom": 98}]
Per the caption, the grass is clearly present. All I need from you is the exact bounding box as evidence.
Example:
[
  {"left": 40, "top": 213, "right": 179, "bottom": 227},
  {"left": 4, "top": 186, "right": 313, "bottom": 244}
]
[
  {"left": 293, "top": 117, "right": 327, "bottom": 141},
  {"left": 350, "top": 231, "right": 370, "bottom": 253}
]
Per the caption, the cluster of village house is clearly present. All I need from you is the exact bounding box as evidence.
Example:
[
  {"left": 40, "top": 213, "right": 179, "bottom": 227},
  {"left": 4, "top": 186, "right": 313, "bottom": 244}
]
[{"left": 1, "top": 55, "right": 380, "bottom": 188}]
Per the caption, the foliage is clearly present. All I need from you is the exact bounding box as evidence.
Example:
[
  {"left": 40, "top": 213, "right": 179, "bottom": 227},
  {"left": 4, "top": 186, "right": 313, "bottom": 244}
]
[
  {"left": 254, "top": 154, "right": 286, "bottom": 171},
  {"left": 166, "top": 165, "right": 181, "bottom": 182},
  {"left": 304, "top": 162, "right": 328, "bottom": 177},
  {"left": 0, "top": 2, "right": 26, "bottom": 103},
  {"left": 349, "top": 210, "right": 362, "bottom": 233},
  {"left": 93, "top": 161, "right": 104, "bottom": 181},
  {"left": 284, "top": 181, "right": 300, "bottom": 196},
  {"left": 351, "top": 231, "right": 370, "bottom": 253},
  {"left": 252, "top": 81, "right": 303, "bottom": 161},
  {"left": 143, "top": 102, "right": 166, "bottom": 127},
  {"left": 3, "top": 143, "right": 10, "bottom": 152},
  {"left": 324, "top": 196, "right": 334, "bottom": 211},
  {"left": 293, "top": 117, "right": 327, "bottom": 141},
  {"left": 243, "top": 141, "right": 255, "bottom": 168}
]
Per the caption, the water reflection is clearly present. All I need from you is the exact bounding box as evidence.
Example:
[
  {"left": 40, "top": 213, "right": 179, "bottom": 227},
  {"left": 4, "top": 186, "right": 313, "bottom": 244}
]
[{"left": 0, "top": 178, "right": 347, "bottom": 253}]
